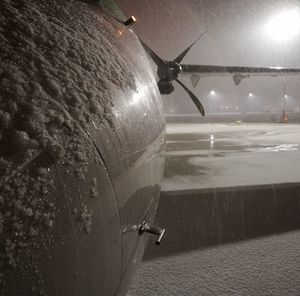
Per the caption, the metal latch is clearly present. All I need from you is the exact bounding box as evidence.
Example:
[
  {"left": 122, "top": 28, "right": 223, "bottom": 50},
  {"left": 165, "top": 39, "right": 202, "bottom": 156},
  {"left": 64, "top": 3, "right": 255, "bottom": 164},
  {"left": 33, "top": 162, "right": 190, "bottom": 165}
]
[{"left": 139, "top": 222, "right": 165, "bottom": 245}]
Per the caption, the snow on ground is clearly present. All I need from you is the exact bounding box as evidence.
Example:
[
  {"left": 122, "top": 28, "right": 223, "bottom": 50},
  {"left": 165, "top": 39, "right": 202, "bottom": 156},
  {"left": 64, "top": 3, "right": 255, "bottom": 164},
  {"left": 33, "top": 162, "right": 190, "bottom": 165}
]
[
  {"left": 129, "top": 230, "right": 300, "bottom": 296},
  {"left": 163, "top": 123, "right": 300, "bottom": 191},
  {"left": 129, "top": 123, "right": 300, "bottom": 295}
]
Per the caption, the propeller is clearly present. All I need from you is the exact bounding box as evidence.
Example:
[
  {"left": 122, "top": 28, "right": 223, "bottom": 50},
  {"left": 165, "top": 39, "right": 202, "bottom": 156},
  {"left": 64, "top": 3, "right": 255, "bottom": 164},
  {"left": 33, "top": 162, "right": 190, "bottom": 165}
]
[
  {"left": 175, "top": 79, "right": 205, "bottom": 115},
  {"left": 139, "top": 39, "right": 165, "bottom": 70},
  {"left": 173, "top": 31, "right": 207, "bottom": 64},
  {"left": 140, "top": 32, "right": 207, "bottom": 116}
]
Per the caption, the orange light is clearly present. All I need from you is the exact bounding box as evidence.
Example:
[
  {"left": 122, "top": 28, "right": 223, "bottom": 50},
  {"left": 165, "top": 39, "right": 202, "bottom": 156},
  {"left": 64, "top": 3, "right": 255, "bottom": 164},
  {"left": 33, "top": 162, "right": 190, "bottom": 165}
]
[{"left": 124, "top": 16, "right": 136, "bottom": 27}]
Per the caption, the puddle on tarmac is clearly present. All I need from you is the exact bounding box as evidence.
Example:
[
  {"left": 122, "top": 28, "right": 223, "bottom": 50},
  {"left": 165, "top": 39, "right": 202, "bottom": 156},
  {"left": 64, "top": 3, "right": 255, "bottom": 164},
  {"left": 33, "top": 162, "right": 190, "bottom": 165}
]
[
  {"left": 167, "top": 140, "right": 241, "bottom": 152},
  {"left": 166, "top": 133, "right": 299, "bottom": 154},
  {"left": 164, "top": 133, "right": 299, "bottom": 178},
  {"left": 167, "top": 130, "right": 264, "bottom": 143},
  {"left": 164, "top": 156, "right": 209, "bottom": 178},
  {"left": 247, "top": 144, "right": 299, "bottom": 152},
  {"left": 167, "top": 132, "right": 248, "bottom": 152},
  {"left": 167, "top": 134, "right": 211, "bottom": 142}
]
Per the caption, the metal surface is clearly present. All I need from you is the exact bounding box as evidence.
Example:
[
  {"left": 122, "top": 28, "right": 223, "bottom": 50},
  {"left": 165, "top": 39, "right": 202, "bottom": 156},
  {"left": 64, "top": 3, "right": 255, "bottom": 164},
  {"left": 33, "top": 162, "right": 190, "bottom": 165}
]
[
  {"left": 85, "top": 20, "right": 166, "bottom": 294},
  {"left": 99, "top": 16, "right": 166, "bottom": 292},
  {"left": 139, "top": 222, "right": 166, "bottom": 245},
  {"left": 181, "top": 64, "right": 300, "bottom": 86},
  {"left": 181, "top": 64, "right": 300, "bottom": 75},
  {"left": 0, "top": 2, "right": 165, "bottom": 295},
  {"left": 1, "top": 147, "right": 123, "bottom": 296}
]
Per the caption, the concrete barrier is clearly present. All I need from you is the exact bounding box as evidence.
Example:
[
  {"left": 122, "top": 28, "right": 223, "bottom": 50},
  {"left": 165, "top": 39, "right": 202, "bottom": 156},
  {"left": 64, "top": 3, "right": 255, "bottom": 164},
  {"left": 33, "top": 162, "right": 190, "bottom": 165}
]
[{"left": 144, "top": 183, "right": 300, "bottom": 260}]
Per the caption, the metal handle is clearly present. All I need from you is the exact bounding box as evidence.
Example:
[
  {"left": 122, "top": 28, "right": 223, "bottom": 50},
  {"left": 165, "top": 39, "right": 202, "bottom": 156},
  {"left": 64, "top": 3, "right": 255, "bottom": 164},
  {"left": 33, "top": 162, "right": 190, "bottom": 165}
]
[{"left": 139, "top": 222, "right": 165, "bottom": 245}]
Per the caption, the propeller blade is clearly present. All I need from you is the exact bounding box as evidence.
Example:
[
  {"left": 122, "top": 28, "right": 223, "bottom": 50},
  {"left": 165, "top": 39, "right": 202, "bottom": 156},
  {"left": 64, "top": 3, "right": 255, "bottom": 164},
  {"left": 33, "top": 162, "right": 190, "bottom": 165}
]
[
  {"left": 139, "top": 39, "right": 165, "bottom": 69},
  {"left": 175, "top": 78, "right": 205, "bottom": 116},
  {"left": 173, "top": 31, "right": 207, "bottom": 64}
]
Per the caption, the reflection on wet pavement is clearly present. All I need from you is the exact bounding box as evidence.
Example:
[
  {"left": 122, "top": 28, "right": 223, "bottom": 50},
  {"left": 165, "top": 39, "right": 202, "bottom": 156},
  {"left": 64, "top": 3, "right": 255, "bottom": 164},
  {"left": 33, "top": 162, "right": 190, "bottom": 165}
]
[
  {"left": 247, "top": 144, "right": 299, "bottom": 152},
  {"left": 166, "top": 133, "right": 299, "bottom": 154},
  {"left": 164, "top": 156, "right": 209, "bottom": 178},
  {"left": 163, "top": 124, "right": 300, "bottom": 190}
]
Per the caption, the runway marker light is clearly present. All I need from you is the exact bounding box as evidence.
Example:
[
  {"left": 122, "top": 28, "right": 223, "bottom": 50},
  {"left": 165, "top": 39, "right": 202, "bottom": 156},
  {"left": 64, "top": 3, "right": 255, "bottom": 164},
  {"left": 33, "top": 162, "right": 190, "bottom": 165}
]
[{"left": 210, "top": 135, "right": 214, "bottom": 149}]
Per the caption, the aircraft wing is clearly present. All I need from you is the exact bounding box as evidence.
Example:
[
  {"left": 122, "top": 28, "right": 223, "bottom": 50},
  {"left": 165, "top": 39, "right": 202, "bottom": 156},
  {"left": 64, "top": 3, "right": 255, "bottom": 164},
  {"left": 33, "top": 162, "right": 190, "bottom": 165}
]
[{"left": 180, "top": 64, "right": 300, "bottom": 87}]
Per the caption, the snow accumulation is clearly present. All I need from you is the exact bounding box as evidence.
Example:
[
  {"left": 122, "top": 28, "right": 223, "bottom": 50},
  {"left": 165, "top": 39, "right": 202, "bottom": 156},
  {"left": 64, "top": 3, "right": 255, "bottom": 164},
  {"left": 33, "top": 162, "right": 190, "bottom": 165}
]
[{"left": 0, "top": 0, "right": 135, "bottom": 281}]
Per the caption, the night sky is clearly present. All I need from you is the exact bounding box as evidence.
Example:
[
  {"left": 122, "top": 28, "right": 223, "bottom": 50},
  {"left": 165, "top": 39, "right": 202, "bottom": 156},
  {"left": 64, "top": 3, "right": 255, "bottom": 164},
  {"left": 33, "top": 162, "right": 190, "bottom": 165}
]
[{"left": 117, "top": 0, "right": 300, "bottom": 114}]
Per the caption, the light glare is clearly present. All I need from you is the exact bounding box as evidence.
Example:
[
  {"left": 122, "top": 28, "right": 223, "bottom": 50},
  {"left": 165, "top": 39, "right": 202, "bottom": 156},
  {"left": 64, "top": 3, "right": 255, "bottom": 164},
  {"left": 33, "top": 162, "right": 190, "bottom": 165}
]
[{"left": 265, "top": 9, "right": 300, "bottom": 42}]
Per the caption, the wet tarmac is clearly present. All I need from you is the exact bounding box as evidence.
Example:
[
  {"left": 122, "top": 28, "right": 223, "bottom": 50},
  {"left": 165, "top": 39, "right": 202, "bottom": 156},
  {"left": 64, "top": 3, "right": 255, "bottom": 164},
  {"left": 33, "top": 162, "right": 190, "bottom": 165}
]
[
  {"left": 128, "top": 123, "right": 300, "bottom": 296},
  {"left": 163, "top": 123, "right": 300, "bottom": 191}
]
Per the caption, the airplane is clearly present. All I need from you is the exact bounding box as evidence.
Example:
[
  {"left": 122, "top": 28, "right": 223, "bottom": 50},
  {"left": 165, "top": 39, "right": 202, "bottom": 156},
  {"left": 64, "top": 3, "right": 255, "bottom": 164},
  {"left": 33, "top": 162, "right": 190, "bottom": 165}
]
[
  {"left": 0, "top": 1, "right": 165, "bottom": 295},
  {"left": 140, "top": 36, "right": 300, "bottom": 117},
  {"left": 1, "top": 0, "right": 300, "bottom": 296}
]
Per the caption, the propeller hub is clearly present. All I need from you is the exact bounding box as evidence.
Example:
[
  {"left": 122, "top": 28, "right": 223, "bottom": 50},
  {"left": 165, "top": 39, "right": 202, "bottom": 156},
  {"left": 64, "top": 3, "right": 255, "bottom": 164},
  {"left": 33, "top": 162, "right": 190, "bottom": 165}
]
[
  {"left": 157, "top": 80, "right": 174, "bottom": 94},
  {"left": 157, "top": 61, "right": 182, "bottom": 82},
  {"left": 139, "top": 34, "right": 205, "bottom": 115}
]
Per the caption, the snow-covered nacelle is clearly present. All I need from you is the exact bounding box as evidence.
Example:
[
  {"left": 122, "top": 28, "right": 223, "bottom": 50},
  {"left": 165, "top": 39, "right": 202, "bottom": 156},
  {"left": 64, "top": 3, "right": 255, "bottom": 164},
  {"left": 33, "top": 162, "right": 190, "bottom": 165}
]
[{"left": 0, "top": 1, "right": 165, "bottom": 295}]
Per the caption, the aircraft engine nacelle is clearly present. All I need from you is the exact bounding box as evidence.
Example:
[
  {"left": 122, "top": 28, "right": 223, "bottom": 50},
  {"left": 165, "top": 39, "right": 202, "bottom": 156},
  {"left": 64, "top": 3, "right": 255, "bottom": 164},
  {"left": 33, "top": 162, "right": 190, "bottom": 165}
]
[{"left": 0, "top": 1, "right": 165, "bottom": 295}]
